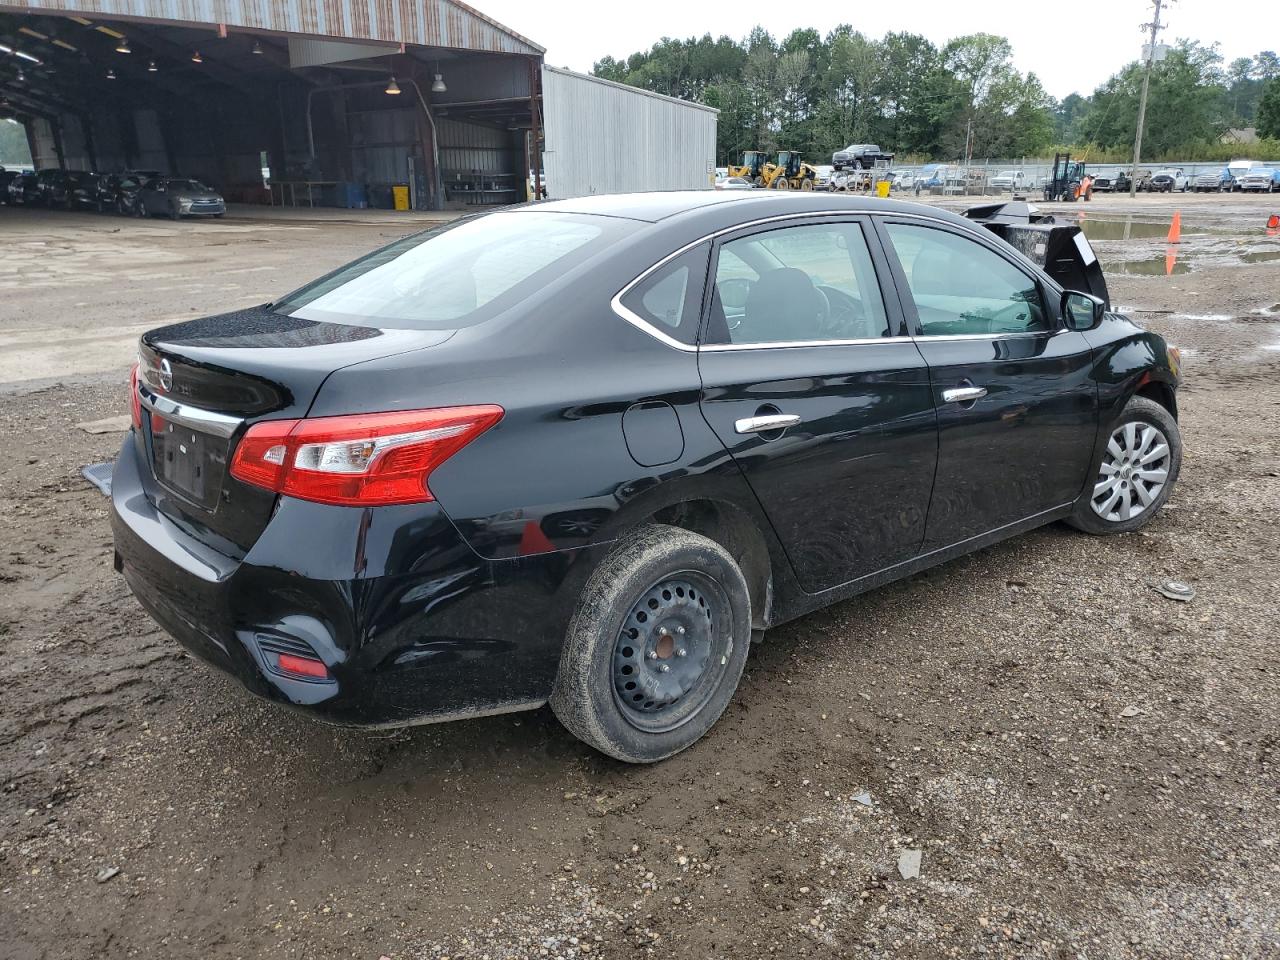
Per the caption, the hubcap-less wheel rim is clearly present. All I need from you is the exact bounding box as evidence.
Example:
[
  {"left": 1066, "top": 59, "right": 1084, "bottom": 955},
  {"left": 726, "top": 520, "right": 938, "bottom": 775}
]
[
  {"left": 612, "top": 573, "right": 731, "bottom": 734},
  {"left": 1091, "top": 421, "right": 1170, "bottom": 522}
]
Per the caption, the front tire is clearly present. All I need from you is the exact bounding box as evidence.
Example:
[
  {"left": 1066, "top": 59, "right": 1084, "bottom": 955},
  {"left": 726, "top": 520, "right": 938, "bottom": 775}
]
[
  {"left": 1068, "top": 396, "right": 1181, "bottom": 536},
  {"left": 550, "top": 524, "right": 752, "bottom": 763}
]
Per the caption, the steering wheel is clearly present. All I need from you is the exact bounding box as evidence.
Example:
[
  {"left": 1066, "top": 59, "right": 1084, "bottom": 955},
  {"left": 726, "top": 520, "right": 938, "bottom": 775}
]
[
  {"left": 816, "top": 286, "right": 870, "bottom": 339},
  {"left": 967, "top": 300, "right": 1039, "bottom": 334},
  {"left": 717, "top": 277, "right": 754, "bottom": 330}
]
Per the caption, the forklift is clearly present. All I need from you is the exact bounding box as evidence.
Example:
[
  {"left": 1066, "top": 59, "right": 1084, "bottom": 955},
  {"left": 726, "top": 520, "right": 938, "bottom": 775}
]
[{"left": 1044, "top": 153, "right": 1088, "bottom": 202}]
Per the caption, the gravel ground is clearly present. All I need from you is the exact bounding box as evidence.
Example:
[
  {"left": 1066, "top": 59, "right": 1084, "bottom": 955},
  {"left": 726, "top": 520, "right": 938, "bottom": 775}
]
[{"left": 0, "top": 195, "right": 1277, "bottom": 959}]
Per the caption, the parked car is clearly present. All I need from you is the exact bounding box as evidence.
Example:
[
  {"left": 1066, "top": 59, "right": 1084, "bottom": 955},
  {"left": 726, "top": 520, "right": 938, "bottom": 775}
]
[
  {"left": 989, "top": 170, "right": 1027, "bottom": 192},
  {"left": 1237, "top": 164, "right": 1280, "bottom": 193},
  {"left": 112, "top": 191, "right": 1183, "bottom": 762},
  {"left": 1192, "top": 168, "right": 1232, "bottom": 192},
  {"left": 812, "top": 165, "right": 834, "bottom": 190},
  {"left": 135, "top": 178, "right": 226, "bottom": 219},
  {"left": 1112, "top": 168, "right": 1150, "bottom": 193},
  {"left": 6, "top": 170, "right": 39, "bottom": 205},
  {"left": 34, "top": 169, "right": 75, "bottom": 208},
  {"left": 913, "top": 164, "right": 949, "bottom": 194},
  {"left": 714, "top": 176, "right": 755, "bottom": 191},
  {"left": 1148, "top": 168, "right": 1187, "bottom": 193},
  {"left": 832, "top": 143, "right": 894, "bottom": 171},
  {"left": 1226, "top": 160, "right": 1255, "bottom": 191},
  {"left": 68, "top": 172, "right": 118, "bottom": 211},
  {"left": 0, "top": 167, "right": 20, "bottom": 200},
  {"left": 887, "top": 169, "right": 914, "bottom": 191},
  {"left": 100, "top": 173, "right": 148, "bottom": 214}
]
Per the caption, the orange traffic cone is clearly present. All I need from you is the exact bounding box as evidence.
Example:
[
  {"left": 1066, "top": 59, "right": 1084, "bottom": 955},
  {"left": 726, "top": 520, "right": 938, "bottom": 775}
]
[
  {"left": 1167, "top": 211, "right": 1182, "bottom": 244},
  {"left": 1268, "top": 213, "right": 1280, "bottom": 229}
]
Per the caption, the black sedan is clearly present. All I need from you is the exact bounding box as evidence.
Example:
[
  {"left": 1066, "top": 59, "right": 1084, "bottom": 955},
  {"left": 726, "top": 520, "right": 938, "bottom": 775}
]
[
  {"left": 5, "top": 170, "right": 39, "bottom": 205},
  {"left": 112, "top": 192, "right": 1183, "bottom": 762}
]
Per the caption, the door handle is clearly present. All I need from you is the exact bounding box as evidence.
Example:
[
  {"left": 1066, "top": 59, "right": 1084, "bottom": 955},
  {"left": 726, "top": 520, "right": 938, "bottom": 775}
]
[
  {"left": 942, "top": 386, "right": 988, "bottom": 404},
  {"left": 734, "top": 413, "right": 801, "bottom": 435}
]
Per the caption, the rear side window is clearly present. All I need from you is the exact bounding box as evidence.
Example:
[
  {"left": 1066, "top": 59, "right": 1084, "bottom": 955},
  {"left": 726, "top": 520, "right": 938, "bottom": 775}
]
[
  {"left": 275, "top": 212, "right": 625, "bottom": 330},
  {"left": 617, "top": 243, "right": 710, "bottom": 346}
]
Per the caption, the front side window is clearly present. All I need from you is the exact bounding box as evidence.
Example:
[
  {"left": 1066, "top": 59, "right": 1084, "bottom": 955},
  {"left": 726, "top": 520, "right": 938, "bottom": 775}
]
[
  {"left": 885, "top": 223, "right": 1049, "bottom": 337},
  {"left": 707, "top": 222, "right": 891, "bottom": 345},
  {"left": 275, "top": 212, "right": 623, "bottom": 330}
]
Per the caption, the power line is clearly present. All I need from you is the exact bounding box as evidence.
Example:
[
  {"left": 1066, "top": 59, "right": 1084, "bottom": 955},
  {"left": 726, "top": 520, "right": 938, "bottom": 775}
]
[{"left": 1129, "top": 0, "right": 1170, "bottom": 197}]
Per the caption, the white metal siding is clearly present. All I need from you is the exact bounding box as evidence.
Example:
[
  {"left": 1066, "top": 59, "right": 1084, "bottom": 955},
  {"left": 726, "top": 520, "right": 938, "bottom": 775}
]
[{"left": 541, "top": 66, "right": 717, "bottom": 199}]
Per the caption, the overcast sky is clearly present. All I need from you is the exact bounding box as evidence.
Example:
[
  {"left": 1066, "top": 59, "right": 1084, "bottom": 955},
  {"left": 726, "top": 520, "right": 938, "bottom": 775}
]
[{"left": 477, "top": 0, "right": 1272, "bottom": 100}]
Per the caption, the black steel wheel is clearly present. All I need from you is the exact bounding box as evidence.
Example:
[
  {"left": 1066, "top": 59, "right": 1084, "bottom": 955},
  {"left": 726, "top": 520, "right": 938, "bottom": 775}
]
[
  {"left": 551, "top": 524, "right": 752, "bottom": 763},
  {"left": 611, "top": 573, "right": 731, "bottom": 734}
]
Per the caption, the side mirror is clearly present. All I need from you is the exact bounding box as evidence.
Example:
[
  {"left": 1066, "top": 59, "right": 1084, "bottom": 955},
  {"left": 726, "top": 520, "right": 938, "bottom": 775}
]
[{"left": 1062, "top": 291, "right": 1106, "bottom": 332}]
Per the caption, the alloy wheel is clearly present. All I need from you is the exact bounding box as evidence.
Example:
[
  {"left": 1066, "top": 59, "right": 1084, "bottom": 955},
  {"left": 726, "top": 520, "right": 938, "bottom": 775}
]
[
  {"left": 1091, "top": 421, "right": 1171, "bottom": 522},
  {"left": 612, "top": 573, "right": 730, "bottom": 734}
]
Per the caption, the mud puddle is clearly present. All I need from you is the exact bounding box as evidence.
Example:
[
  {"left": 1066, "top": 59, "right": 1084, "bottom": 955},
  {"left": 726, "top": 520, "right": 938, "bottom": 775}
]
[{"left": 1075, "top": 216, "right": 1203, "bottom": 241}]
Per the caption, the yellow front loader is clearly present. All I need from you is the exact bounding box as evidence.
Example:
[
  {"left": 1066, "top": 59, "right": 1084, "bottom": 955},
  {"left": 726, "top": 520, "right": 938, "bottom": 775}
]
[
  {"left": 727, "top": 150, "right": 768, "bottom": 185},
  {"left": 762, "top": 151, "right": 817, "bottom": 191}
]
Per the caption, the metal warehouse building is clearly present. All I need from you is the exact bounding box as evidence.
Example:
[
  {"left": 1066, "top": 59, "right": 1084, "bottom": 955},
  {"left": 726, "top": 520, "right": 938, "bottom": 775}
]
[{"left": 0, "top": 1, "right": 716, "bottom": 209}]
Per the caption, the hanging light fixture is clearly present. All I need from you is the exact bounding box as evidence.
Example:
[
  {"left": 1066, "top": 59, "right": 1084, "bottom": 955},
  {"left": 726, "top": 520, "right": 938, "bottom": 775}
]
[
  {"left": 148, "top": 59, "right": 157, "bottom": 73},
  {"left": 191, "top": 50, "right": 203, "bottom": 64},
  {"left": 430, "top": 63, "right": 447, "bottom": 94},
  {"left": 252, "top": 40, "right": 263, "bottom": 55},
  {"left": 16, "top": 68, "right": 25, "bottom": 82},
  {"left": 115, "top": 36, "right": 131, "bottom": 54},
  {"left": 385, "top": 76, "right": 401, "bottom": 95},
  {"left": 106, "top": 68, "right": 116, "bottom": 79}
]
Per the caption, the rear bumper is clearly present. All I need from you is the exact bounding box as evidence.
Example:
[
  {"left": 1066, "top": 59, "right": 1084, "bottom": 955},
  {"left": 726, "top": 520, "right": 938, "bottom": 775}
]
[{"left": 110, "top": 433, "right": 587, "bottom": 727}]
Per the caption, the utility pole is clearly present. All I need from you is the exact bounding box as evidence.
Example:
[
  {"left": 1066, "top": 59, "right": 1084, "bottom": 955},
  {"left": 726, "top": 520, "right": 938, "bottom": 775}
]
[{"left": 1129, "top": 0, "right": 1167, "bottom": 198}]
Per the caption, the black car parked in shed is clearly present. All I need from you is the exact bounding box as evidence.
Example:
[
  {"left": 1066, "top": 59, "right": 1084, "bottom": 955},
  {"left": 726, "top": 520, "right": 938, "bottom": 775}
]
[{"left": 112, "top": 192, "right": 1182, "bottom": 762}]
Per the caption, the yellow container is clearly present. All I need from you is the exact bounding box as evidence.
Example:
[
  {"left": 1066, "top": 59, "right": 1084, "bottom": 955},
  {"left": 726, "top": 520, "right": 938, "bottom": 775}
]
[
  {"left": 876, "top": 180, "right": 891, "bottom": 198},
  {"left": 392, "top": 185, "right": 410, "bottom": 211}
]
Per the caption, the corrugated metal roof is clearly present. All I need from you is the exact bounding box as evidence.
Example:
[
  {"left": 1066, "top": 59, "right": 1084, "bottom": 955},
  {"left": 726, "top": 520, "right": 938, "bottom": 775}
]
[{"left": 4, "top": 0, "right": 545, "bottom": 55}]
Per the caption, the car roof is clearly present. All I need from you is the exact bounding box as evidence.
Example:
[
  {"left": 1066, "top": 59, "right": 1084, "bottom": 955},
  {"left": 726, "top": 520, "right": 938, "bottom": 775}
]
[{"left": 518, "top": 190, "right": 973, "bottom": 226}]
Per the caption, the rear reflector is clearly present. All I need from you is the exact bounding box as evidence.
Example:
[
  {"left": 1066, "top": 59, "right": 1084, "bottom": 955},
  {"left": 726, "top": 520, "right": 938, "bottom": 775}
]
[
  {"left": 129, "top": 362, "right": 143, "bottom": 431},
  {"left": 229, "top": 406, "right": 503, "bottom": 507},
  {"left": 276, "top": 653, "right": 331, "bottom": 680}
]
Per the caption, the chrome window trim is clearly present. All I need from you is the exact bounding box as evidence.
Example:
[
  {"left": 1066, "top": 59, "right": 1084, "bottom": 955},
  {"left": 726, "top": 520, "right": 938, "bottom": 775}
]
[
  {"left": 702, "top": 336, "right": 916, "bottom": 352},
  {"left": 912, "top": 329, "right": 1066, "bottom": 343},
  {"left": 138, "top": 383, "right": 244, "bottom": 439},
  {"left": 610, "top": 209, "right": 1002, "bottom": 352}
]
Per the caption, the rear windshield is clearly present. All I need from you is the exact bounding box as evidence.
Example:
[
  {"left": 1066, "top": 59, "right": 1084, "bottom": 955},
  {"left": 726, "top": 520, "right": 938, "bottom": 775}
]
[{"left": 274, "top": 211, "right": 622, "bottom": 330}]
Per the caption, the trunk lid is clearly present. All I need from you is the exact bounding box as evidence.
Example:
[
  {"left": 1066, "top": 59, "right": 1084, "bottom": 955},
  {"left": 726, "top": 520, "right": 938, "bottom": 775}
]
[{"left": 137, "top": 306, "right": 454, "bottom": 555}]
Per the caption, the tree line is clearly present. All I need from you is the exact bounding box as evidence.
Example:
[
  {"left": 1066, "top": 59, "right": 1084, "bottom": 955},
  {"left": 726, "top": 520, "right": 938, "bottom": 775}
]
[{"left": 593, "top": 28, "right": 1280, "bottom": 165}]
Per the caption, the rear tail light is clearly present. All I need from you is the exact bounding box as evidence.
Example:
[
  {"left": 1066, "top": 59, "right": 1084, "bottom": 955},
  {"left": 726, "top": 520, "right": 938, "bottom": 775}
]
[
  {"left": 129, "top": 361, "right": 143, "bottom": 430},
  {"left": 230, "top": 406, "right": 503, "bottom": 506}
]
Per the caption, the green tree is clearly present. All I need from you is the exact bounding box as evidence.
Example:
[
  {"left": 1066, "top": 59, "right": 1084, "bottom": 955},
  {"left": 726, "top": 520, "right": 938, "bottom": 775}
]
[
  {"left": 1259, "top": 78, "right": 1280, "bottom": 140},
  {"left": 0, "top": 119, "right": 31, "bottom": 166}
]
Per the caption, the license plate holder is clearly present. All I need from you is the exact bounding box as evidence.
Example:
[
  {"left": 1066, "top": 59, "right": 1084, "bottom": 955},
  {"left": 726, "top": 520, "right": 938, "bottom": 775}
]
[{"left": 152, "top": 416, "right": 220, "bottom": 506}]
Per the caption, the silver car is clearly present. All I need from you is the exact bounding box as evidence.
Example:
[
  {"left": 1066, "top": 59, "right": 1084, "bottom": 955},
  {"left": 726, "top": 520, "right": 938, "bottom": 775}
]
[{"left": 136, "top": 178, "right": 226, "bottom": 219}]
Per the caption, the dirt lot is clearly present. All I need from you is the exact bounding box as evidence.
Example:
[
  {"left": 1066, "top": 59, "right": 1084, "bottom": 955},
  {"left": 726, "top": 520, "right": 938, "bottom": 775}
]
[{"left": 1, "top": 195, "right": 1278, "bottom": 960}]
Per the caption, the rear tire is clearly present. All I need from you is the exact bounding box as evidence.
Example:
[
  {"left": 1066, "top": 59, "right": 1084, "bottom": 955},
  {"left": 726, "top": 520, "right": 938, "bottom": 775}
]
[
  {"left": 1068, "top": 396, "right": 1181, "bottom": 536},
  {"left": 550, "top": 524, "right": 752, "bottom": 763}
]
